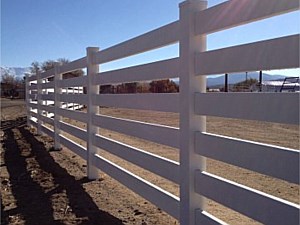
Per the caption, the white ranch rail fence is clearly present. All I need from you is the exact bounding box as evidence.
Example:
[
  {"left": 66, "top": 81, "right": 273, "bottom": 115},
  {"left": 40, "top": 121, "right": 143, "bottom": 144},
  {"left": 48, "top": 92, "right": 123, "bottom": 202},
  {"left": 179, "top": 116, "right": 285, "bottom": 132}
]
[{"left": 25, "top": 0, "right": 300, "bottom": 224}]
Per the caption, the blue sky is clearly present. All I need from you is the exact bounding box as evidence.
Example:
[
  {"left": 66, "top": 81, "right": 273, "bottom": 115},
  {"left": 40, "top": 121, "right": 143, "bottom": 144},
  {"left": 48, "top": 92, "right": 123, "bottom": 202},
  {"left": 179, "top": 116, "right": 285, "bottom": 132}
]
[{"left": 1, "top": 0, "right": 299, "bottom": 76}]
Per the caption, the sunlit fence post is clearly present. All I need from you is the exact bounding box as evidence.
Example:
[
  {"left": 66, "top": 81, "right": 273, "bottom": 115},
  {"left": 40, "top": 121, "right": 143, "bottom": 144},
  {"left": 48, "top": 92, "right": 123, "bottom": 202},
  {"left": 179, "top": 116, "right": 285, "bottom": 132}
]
[
  {"left": 179, "top": 1, "right": 207, "bottom": 224},
  {"left": 54, "top": 64, "right": 62, "bottom": 149},
  {"left": 87, "top": 47, "right": 100, "bottom": 179},
  {"left": 37, "top": 71, "right": 43, "bottom": 135},
  {"left": 25, "top": 74, "right": 31, "bottom": 127}
]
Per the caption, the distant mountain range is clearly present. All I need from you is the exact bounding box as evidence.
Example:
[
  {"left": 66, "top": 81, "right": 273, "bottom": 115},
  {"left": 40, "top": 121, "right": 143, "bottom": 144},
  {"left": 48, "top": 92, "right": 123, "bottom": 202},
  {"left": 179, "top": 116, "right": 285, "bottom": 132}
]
[
  {"left": 206, "top": 72, "right": 286, "bottom": 87},
  {"left": 1, "top": 66, "right": 289, "bottom": 87},
  {"left": 173, "top": 72, "right": 287, "bottom": 87},
  {"left": 1, "top": 66, "right": 31, "bottom": 81}
]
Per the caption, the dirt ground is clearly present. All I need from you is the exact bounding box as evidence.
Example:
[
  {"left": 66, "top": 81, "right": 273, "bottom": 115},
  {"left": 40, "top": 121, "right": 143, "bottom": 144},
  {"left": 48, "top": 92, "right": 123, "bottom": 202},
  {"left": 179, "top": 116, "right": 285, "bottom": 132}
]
[{"left": 1, "top": 98, "right": 299, "bottom": 225}]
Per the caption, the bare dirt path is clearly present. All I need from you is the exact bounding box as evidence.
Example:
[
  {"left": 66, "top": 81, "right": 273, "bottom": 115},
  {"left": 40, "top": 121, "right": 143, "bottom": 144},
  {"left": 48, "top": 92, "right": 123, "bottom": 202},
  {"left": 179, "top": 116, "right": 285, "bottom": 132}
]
[
  {"left": 1, "top": 99, "right": 176, "bottom": 225},
  {"left": 1, "top": 119, "right": 126, "bottom": 225}
]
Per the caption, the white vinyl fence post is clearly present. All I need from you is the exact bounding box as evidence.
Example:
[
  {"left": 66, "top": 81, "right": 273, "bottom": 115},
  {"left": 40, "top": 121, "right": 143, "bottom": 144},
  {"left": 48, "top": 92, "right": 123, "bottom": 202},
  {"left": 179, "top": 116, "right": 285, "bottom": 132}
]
[
  {"left": 87, "top": 47, "right": 100, "bottom": 179},
  {"left": 179, "top": 1, "right": 207, "bottom": 225},
  {"left": 25, "top": 74, "right": 31, "bottom": 127},
  {"left": 37, "top": 70, "right": 43, "bottom": 135},
  {"left": 43, "top": 78, "right": 48, "bottom": 117},
  {"left": 54, "top": 64, "right": 62, "bottom": 149}
]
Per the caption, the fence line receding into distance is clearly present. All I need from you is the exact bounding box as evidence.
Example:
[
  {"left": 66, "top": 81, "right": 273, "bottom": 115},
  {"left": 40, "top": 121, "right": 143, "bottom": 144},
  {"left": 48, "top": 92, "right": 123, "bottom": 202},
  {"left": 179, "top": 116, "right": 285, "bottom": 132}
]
[{"left": 26, "top": 0, "right": 300, "bottom": 224}]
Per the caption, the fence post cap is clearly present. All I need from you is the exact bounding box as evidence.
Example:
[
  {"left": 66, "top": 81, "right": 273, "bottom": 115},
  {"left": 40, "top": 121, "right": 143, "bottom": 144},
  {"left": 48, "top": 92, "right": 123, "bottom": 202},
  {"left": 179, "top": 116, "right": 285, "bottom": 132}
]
[
  {"left": 86, "top": 47, "right": 99, "bottom": 51},
  {"left": 179, "top": 0, "right": 207, "bottom": 8}
]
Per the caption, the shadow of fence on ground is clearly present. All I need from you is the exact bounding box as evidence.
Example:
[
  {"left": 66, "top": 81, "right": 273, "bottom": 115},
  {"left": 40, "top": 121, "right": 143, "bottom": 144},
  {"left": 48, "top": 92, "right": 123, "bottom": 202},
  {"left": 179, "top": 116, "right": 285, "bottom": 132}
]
[
  {"left": 2, "top": 118, "right": 61, "bottom": 225},
  {"left": 1, "top": 117, "right": 124, "bottom": 225}
]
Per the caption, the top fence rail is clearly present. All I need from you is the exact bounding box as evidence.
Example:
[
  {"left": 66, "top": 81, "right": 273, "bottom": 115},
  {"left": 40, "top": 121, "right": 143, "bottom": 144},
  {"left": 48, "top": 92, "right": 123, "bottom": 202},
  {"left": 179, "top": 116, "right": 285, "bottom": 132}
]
[
  {"left": 195, "top": 0, "right": 300, "bottom": 35},
  {"left": 93, "top": 21, "right": 180, "bottom": 65}
]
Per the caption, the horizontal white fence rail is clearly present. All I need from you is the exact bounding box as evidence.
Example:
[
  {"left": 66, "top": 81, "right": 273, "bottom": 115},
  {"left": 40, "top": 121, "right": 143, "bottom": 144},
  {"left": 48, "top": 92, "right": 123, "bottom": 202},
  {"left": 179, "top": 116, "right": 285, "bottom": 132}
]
[
  {"left": 93, "top": 154, "right": 180, "bottom": 219},
  {"left": 195, "top": 132, "right": 299, "bottom": 184},
  {"left": 92, "top": 114, "right": 180, "bottom": 148},
  {"left": 40, "top": 93, "right": 55, "bottom": 101},
  {"left": 59, "top": 121, "right": 87, "bottom": 141},
  {"left": 93, "top": 134, "right": 180, "bottom": 184},
  {"left": 60, "top": 135, "right": 87, "bottom": 160},
  {"left": 93, "top": 21, "right": 179, "bottom": 64},
  {"left": 59, "top": 93, "right": 87, "bottom": 105},
  {"left": 40, "top": 125, "right": 54, "bottom": 139},
  {"left": 39, "top": 114, "right": 54, "bottom": 126},
  {"left": 58, "top": 75, "right": 87, "bottom": 88},
  {"left": 40, "top": 69, "right": 55, "bottom": 79},
  {"left": 195, "top": 171, "right": 299, "bottom": 225},
  {"left": 58, "top": 57, "right": 86, "bottom": 74},
  {"left": 40, "top": 81, "right": 54, "bottom": 89},
  {"left": 93, "top": 57, "right": 180, "bottom": 85},
  {"left": 195, "top": 35, "right": 299, "bottom": 75},
  {"left": 195, "top": 210, "right": 229, "bottom": 225},
  {"left": 195, "top": 0, "right": 299, "bottom": 35},
  {"left": 195, "top": 92, "right": 299, "bottom": 124},
  {"left": 25, "top": 0, "right": 299, "bottom": 225},
  {"left": 57, "top": 108, "right": 88, "bottom": 123},
  {"left": 40, "top": 104, "right": 54, "bottom": 113},
  {"left": 93, "top": 93, "right": 180, "bottom": 113}
]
